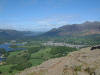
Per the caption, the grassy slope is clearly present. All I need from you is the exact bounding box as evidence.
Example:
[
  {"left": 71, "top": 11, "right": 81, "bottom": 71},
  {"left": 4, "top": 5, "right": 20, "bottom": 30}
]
[
  {"left": 16, "top": 47, "right": 100, "bottom": 75},
  {"left": 0, "top": 47, "right": 51, "bottom": 75},
  {"left": 0, "top": 45, "right": 77, "bottom": 75}
]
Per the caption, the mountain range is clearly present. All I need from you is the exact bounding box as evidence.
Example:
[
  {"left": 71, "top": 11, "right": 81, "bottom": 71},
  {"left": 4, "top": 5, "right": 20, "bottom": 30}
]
[
  {"left": 42, "top": 21, "right": 100, "bottom": 37},
  {"left": 0, "top": 29, "right": 43, "bottom": 40},
  {"left": 0, "top": 21, "right": 100, "bottom": 40}
]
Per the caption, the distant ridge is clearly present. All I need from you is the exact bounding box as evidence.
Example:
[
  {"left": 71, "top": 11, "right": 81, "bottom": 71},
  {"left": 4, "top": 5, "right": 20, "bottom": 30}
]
[
  {"left": 0, "top": 29, "right": 39, "bottom": 40},
  {"left": 42, "top": 21, "right": 100, "bottom": 37}
]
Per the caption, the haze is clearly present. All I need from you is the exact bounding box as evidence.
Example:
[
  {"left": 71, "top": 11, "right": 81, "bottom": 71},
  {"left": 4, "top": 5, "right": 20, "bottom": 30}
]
[{"left": 0, "top": 0, "right": 100, "bottom": 31}]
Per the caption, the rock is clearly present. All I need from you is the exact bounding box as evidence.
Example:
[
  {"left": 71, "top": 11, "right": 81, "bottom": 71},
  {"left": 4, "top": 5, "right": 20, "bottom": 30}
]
[
  {"left": 16, "top": 47, "right": 100, "bottom": 75},
  {"left": 91, "top": 46, "right": 100, "bottom": 50}
]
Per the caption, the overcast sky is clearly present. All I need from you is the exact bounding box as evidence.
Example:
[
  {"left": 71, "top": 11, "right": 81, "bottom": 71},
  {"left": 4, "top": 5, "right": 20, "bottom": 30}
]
[{"left": 0, "top": 0, "right": 100, "bottom": 31}]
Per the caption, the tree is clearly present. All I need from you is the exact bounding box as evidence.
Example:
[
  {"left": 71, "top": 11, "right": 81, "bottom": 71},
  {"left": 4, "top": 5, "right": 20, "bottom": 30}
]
[
  {"left": 28, "top": 47, "right": 41, "bottom": 54},
  {"left": 50, "top": 46, "right": 77, "bottom": 57},
  {"left": 10, "top": 61, "right": 32, "bottom": 71},
  {"left": 0, "top": 48, "right": 6, "bottom": 54},
  {"left": 6, "top": 50, "right": 31, "bottom": 64},
  {"left": 0, "top": 48, "right": 9, "bottom": 57},
  {"left": 0, "top": 70, "right": 2, "bottom": 74}
]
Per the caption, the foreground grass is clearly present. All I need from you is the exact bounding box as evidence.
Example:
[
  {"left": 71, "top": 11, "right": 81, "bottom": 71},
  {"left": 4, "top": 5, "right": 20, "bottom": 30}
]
[{"left": 0, "top": 65, "right": 19, "bottom": 75}]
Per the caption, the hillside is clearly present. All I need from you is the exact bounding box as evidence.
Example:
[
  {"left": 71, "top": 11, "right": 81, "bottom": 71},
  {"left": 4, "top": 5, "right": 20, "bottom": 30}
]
[
  {"left": 42, "top": 21, "right": 100, "bottom": 36},
  {"left": 0, "top": 29, "right": 41, "bottom": 40},
  {"left": 16, "top": 47, "right": 100, "bottom": 75}
]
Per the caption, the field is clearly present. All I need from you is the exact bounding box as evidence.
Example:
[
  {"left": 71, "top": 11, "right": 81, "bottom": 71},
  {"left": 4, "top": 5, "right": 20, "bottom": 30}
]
[{"left": 0, "top": 42, "right": 77, "bottom": 75}]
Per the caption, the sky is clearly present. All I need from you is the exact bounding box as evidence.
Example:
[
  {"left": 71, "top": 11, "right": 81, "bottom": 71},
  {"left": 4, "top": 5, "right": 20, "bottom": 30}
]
[{"left": 0, "top": 0, "right": 100, "bottom": 31}]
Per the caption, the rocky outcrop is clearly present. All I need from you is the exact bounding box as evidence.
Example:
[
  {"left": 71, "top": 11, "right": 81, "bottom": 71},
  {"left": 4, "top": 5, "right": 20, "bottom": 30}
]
[
  {"left": 16, "top": 47, "right": 100, "bottom": 75},
  {"left": 91, "top": 46, "right": 100, "bottom": 50}
]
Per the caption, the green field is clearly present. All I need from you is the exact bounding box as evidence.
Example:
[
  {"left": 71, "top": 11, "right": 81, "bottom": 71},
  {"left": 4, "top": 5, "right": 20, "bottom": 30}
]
[{"left": 0, "top": 42, "right": 77, "bottom": 75}]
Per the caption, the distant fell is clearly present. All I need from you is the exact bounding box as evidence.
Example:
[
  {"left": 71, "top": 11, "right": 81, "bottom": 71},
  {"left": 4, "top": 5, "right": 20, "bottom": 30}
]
[
  {"left": 0, "top": 29, "right": 42, "bottom": 40},
  {"left": 42, "top": 21, "right": 100, "bottom": 37}
]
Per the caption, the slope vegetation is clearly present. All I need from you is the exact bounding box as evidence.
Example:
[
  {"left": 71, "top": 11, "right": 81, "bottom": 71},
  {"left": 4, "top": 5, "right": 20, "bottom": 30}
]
[{"left": 16, "top": 47, "right": 100, "bottom": 75}]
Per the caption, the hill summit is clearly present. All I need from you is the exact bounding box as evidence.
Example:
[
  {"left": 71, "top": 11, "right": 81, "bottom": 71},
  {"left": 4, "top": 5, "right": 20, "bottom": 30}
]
[{"left": 16, "top": 47, "right": 100, "bottom": 75}]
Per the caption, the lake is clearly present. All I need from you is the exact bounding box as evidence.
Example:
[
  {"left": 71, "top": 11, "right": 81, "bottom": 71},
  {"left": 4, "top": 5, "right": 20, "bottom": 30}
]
[
  {"left": 0, "top": 43, "right": 25, "bottom": 51},
  {"left": 0, "top": 43, "right": 25, "bottom": 62},
  {"left": 0, "top": 43, "right": 13, "bottom": 51},
  {"left": 0, "top": 58, "right": 6, "bottom": 62}
]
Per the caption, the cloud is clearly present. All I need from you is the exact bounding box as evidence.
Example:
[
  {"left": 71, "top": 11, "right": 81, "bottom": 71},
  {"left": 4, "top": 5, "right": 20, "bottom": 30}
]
[
  {"left": 35, "top": 15, "right": 80, "bottom": 26},
  {"left": 0, "top": 24, "right": 14, "bottom": 30},
  {"left": 0, "top": 14, "right": 82, "bottom": 31}
]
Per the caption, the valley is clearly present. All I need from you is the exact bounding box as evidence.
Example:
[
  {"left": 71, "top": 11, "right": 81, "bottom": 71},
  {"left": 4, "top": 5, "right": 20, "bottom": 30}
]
[
  {"left": 0, "top": 21, "right": 100, "bottom": 75},
  {"left": 0, "top": 0, "right": 100, "bottom": 75},
  {"left": 0, "top": 40, "right": 78, "bottom": 75}
]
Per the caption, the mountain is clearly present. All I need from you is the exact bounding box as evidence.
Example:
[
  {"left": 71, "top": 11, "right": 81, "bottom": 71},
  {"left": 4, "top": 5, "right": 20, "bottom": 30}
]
[
  {"left": 42, "top": 21, "right": 100, "bottom": 37},
  {"left": 16, "top": 47, "right": 100, "bottom": 75},
  {"left": 0, "top": 29, "right": 42, "bottom": 40}
]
